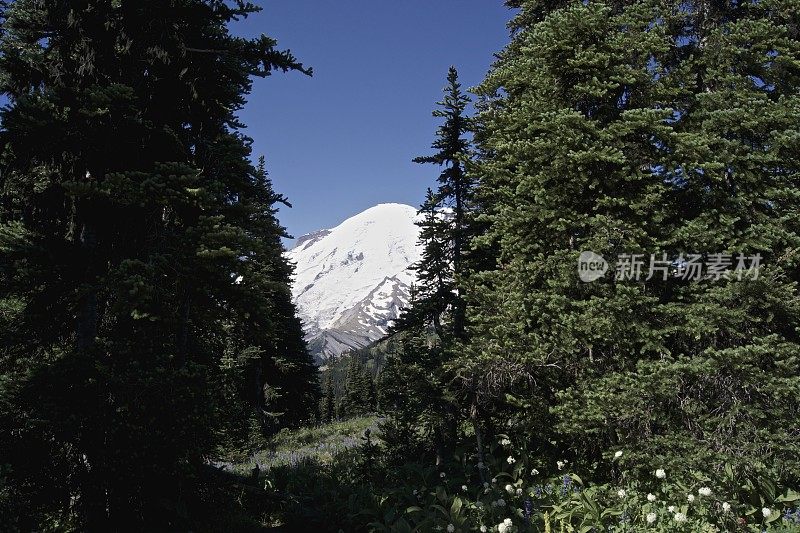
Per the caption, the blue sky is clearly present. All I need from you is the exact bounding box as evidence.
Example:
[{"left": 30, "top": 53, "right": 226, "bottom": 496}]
[
  {"left": 234, "top": 0, "right": 514, "bottom": 240},
  {"left": 0, "top": 1, "right": 514, "bottom": 240}
]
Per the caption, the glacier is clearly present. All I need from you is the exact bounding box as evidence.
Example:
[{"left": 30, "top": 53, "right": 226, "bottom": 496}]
[{"left": 285, "top": 203, "right": 421, "bottom": 362}]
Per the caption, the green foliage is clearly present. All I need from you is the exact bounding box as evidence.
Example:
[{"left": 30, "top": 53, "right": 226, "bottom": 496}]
[
  {"left": 0, "top": 0, "right": 317, "bottom": 528},
  {"left": 460, "top": 0, "right": 800, "bottom": 490},
  {"left": 340, "top": 354, "right": 378, "bottom": 419}
]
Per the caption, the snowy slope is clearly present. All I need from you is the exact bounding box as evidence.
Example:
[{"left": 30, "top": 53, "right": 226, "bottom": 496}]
[{"left": 286, "top": 203, "right": 421, "bottom": 362}]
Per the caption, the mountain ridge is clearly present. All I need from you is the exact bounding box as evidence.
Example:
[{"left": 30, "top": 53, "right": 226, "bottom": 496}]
[{"left": 286, "top": 203, "right": 421, "bottom": 362}]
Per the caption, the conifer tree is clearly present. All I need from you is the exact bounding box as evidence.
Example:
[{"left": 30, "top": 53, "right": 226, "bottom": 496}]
[
  {"left": 412, "top": 66, "right": 474, "bottom": 338},
  {"left": 319, "top": 371, "right": 336, "bottom": 423},
  {"left": 340, "top": 355, "right": 375, "bottom": 418},
  {"left": 465, "top": 0, "right": 800, "bottom": 481},
  {"left": 0, "top": 0, "right": 316, "bottom": 528},
  {"left": 383, "top": 68, "right": 475, "bottom": 465}
]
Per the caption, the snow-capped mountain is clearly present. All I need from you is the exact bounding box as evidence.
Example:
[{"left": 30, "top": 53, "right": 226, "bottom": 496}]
[{"left": 286, "top": 203, "right": 421, "bottom": 362}]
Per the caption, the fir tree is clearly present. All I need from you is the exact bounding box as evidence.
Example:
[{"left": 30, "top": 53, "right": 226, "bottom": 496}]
[
  {"left": 319, "top": 371, "right": 336, "bottom": 423},
  {"left": 412, "top": 66, "right": 474, "bottom": 338},
  {"left": 0, "top": 0, "right": 316, "bottom": 528},
  {"left": 465, "top": 0, "right": 800, "bottom": 482}
]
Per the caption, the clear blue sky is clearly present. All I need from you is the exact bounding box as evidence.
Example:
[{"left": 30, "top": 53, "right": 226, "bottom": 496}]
[
  {"left": 0, "top": 1, "right": 515, "bottom": 240},
  {"left": 234, "top": 0, "right": 514, "bottom": 240}
]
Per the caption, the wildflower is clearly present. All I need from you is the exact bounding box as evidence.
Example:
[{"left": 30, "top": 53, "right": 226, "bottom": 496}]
[
  {"left": 647, "top": 493, "right": 656, "bottom": 502},
  {"left": 698, "top": 487, "right": 712, "bottom": 497},
  {"left": 614, "top": 450, "right": 623, "bottom": 459},
  {"left": 674, "top": 512, "right": 687, "bottom": 523},
  {"left": 557, "top": 460, "right": 566, "bottom": 470},
  {"left": 516, "top": 488, "right": 522, "bottom": 496},
  {"left": 722, "top": 502, "right": 731, "bottom": 512},
  {"left": 523, "top": 499, "right": 533, "bottom": 523},
  {"left": 477, "top": 462, "right": 485, "bottom": 469},
  {"left": 496, "top": 498, "right": 506, "bottom": 507},
  {"left": 687, "top": 494, "right": 695, "bottom": 503},
  {"left": 480, "top": 527, "right": 487, "bottom": 533},
  {"left": 507, "top": 456, "right": 516, "bottom": 465},
  {"left": 500, "top": 438, "right": 511, "bottom": 446},
  {"left": 617, "top": 489, "right": 627, "bottom": 499},
  {"left": 762, "top": 507, "right": 772, "bottom": 518},
  {"left": 667, "top": 506, "right": 675, "bottom": 513},
  {"left": 531, "top": 468, "right": 540, "bottom": 476},
  {"left": 655, "top": 468, "right": 666, "bottom": 479},
  {"left": 646, "top": 513, "right": 657, "bottom": 524},
  {"left": 492, "top": 477, "right": 497, "bottom": 484},
  {"left": 483, "top": 482, "right": 489, "bottom": 489},
  {"left": 505, "top": 484, "right": 514, "bottom": 494},
  {"left": 462, "top": 484, "right": 468, "bottom": 492},
  {"left": 447, "top": 525, "right": 455, "bottom": 533},
  {"left": 440, "top": 472, "right": 446, "bottom": 478},
  {"left": 498, "top": 518, "right": 513, "bottom": 533}
]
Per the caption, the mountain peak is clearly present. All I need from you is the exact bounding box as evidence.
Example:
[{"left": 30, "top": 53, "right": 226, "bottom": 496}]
[{"left": 286, "top": 203, "right": 421, "bottom": 362}]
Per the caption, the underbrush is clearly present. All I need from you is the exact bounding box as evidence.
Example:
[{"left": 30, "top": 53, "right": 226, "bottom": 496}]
[{"left": 219, "top": 420, "right": 800, "bottom": 532}]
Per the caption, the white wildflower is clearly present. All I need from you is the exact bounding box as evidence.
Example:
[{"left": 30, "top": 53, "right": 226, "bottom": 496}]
[
  {"left": 480, "top": 527, "right": 487, "bottom": 533},
  {"left": 505, "top": 484, "right": 514, "bottom": 494},
  {"left": 557, "top": 460, "right": 566, "bottom": 470},
  {"left": 614, "top": 450, "right": 623, "bottom": 459},
  {"left": 462, "top": 485, "right": 468, "bottom": 492},
  {"left": 498, "top": 518, "right": 513, "bottom": 532},
  {"left": 722, "top": 502, "right": 731, "bottom": 512},
  {"left": 500, "top": 438, "right": 511, "bottom": 446},
  {"left": 492, "top": 477, "right": 497, "bottom": 484},
  {"left": 762, "top": 507, "right": 772, "bottom": 518},
  {"left": 516, "top": 488, "right": 522, "bottom": 496},
  {"left": 647, "top": 493, "right": 656, "bottom": 502},
  {"left": 655, "top": 468, "right": 666, "bottom": 479},
  {"left": 531, "top": 468, "right": 540, "bottom": 476},
  {"left": 687, "top": 494, "right": 695, "bottom": 503},
  {"left": 617, "top": 489, "right": 627, "bottom": 499},
  {"left": 667, "top": 506, "right": 675, "bottom": 513},
  {"left": 646, "top": 512, "right": 657, "bottom": 524},
  {"left": 674, "top": 512, "right": 687, "bottom": 523},
  {"left": 507, "top": 456, "right": 516, "bottom": 465},
  {"left": 698, "top": 487, "right": 712, "bottom": 497},
  {"left": 440, "top": 472, "right": 446, "bottom": 478},
  {"left": 447, "top": 525, "right": 455, "bottom": 533}
]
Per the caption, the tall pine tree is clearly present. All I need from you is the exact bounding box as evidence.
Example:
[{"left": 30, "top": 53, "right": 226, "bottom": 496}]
[
  {"left": 0, "top": 0, "right": 316, "bottom": 528},
  {"left": 465, "top": 0, "right": 800, "bottom": 482}
]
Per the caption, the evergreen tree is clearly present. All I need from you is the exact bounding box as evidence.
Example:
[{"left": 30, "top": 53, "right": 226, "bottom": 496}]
[
  {"left": 0, "top": 0, "right": 316, "bottom": 528},
  {"left": 319, "top": 371, "right": 336, "bottom": 423},
  {"left": 465, "top": 0, "right": 800, "bottom": 482},
  {"left": 412, "top": 66, "right": 474, "bottom": 338},
  {"left": 380, "top": 68, "right": 476, "bottom": 466},
  {"left": 339, "top": 355, "right": 377, "bottom": 419}
]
